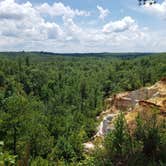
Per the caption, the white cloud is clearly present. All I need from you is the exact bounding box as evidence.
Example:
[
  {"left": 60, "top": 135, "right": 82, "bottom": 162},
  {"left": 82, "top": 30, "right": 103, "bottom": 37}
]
[
  {"left": 58, "top": 16, "right": 149, "bottom": 52},
  {"left": 0, "top": 0, "right": 63, "bottom": 41},
  {"left": 36, "top": 2, "right": 90, "bottom": 18},
  {"left": 63, "top": 16, "right": 82, "bottom": 42},
  {"left": 0, "top": 0, "right": 33, "bottom": 20},
  {"left": 97, "top": 5, "right": 110, "bottom": 20},
  {"left": 142, "top": 0, "right": 166, "bottom": 19},
  {"left": 103, "top": 16, "right": 136, "bottom": 33},
  {"left": 0, "top": 0, "right": 165, "bottom": 52}
]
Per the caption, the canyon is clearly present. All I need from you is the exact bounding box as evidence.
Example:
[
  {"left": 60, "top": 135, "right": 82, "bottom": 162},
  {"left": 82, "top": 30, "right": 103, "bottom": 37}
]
[{"left": 84, "top": 78, "right": 166, "bottom": 151}]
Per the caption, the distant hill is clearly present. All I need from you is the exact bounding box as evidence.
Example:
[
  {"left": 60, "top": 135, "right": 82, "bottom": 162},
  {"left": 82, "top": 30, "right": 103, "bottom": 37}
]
[{"left": 0, "top": 51, "right": 162, "bottom": 59}]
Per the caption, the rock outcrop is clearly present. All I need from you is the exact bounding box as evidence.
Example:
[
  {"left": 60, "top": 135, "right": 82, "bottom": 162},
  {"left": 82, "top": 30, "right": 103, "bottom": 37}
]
[{"left": 84, "top": 78, "right": 166, "bottom": 151}]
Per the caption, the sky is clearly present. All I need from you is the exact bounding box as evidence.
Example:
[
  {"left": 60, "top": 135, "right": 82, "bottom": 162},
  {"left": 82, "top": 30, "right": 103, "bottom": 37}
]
[{"left": 0, "top": 0, "right": 166, "bottom": 53}]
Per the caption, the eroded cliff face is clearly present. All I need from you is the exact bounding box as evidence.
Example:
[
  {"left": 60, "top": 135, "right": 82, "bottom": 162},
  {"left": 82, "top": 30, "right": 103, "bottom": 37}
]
[{"left": 84, "top": 78, "right": 166, "bottom": 151}]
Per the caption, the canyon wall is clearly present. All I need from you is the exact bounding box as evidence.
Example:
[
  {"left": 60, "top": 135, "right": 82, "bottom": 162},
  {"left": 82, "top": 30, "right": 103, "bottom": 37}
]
[{"left": 84, "top": 78, "right": 166, "bottom": 151}]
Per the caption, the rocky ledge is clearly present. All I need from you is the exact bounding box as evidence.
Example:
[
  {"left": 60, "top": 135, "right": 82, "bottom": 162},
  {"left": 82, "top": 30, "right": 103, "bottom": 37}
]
[{"left": 84, "top": 78, "right": 166, "bottom": 151}]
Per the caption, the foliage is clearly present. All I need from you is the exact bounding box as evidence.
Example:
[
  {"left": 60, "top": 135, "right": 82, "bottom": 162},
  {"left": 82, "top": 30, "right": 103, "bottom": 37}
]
[
  {"left": 105, "top": 113, "right": 132, "bottom": 158},
  {"left": 0, "top": 141, "right": 16, "bottom": 165},
  {"left": 0, "top": 52, "right": 165, "bottom": 164},
  {"left": 93, "top": 108, "right": 166, "bottom": 166}
]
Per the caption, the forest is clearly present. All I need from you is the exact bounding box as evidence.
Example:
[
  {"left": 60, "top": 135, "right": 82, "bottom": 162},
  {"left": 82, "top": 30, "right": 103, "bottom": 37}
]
[{"left": 0, "top": 52, "right": 165, "bottom": 165}]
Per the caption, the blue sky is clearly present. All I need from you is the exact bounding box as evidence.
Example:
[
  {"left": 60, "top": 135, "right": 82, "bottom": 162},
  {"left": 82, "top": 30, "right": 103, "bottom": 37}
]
[{"left": 0, "top": 0, "right": 166, "bottom": 52}]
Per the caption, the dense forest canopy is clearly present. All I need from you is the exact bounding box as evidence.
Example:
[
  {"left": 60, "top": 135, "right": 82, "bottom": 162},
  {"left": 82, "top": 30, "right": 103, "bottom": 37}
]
[{"left": 0, "top": 52, "right": 165, "bottom": 165}]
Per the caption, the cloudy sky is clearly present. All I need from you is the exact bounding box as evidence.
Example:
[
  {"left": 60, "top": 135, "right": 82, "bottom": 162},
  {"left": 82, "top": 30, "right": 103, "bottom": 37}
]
[{"left": 0, "top": 0, "right": 166, "bottom": 53}]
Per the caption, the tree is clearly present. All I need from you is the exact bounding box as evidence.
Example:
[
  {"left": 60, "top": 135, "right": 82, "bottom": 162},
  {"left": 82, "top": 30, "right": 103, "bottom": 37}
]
[
  {"left": 80, "top": 80, "right": 88, "bottom": 111},
  {"left": 138, "top": 0, "right": 157, "bottom": 6},
  {"left": 135, "top": 109, "right": 165, "bottom": 158},
  {"left": 0, "top": 71, "right": 5, "bottom": 87},
  {"left": 25, "top": 56, "right": 30, "bottom": 67},
  {"left": 0, "top": 141, "right": 16, "bottom": 166},
  {"left": 104, "top": 112, "right": 132, "bottom": 160},
  {"left": 29, "top": 69, "right": 48, "bottom": 96},
  {"left": 2, "top": 94, "right": 28, "bottom": 155},
  {"left": 22, "top": 99, "right": 54, "bottom": 158}
]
